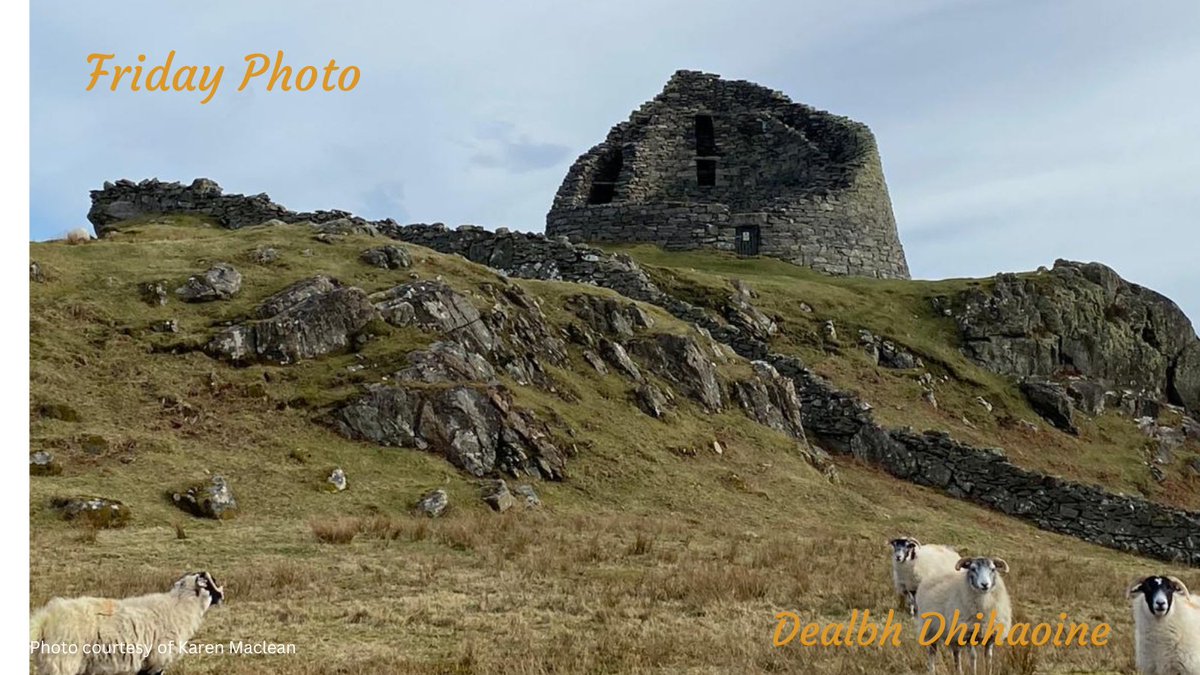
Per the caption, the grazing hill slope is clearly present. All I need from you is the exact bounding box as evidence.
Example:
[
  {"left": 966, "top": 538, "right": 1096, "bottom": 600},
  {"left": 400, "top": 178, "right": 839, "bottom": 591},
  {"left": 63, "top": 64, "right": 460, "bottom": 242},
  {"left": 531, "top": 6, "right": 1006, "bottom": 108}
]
[{"left": 28, "top": 218, "right": 1198, "bottom": 674}]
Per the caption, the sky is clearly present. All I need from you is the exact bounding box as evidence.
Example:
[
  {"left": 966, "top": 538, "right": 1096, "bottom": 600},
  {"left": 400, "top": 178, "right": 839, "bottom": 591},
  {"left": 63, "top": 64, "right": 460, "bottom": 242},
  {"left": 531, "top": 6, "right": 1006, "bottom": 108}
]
[{"left": 30, "top": 0, "right": 1200, "bottom": 324}]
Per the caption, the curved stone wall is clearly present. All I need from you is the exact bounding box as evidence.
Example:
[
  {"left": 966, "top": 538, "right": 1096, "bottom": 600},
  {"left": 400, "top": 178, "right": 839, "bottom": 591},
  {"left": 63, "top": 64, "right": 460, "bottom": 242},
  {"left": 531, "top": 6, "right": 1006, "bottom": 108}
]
[{"left": 546, "top": 70, "right": 910, "bottom": 279}]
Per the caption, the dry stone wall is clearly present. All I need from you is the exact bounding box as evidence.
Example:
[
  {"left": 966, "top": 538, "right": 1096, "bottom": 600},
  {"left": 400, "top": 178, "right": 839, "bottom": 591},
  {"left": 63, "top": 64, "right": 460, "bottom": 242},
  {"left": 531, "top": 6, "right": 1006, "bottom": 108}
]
[{"left": 87, "top": 178, "right": 358, "bottom": 237}]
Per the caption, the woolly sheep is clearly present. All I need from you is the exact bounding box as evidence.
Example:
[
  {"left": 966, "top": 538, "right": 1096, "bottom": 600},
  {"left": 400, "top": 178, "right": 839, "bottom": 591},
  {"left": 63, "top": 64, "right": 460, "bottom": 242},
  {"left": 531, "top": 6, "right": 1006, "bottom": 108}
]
[
  {"left": 888, "top": 536, "right": 961, "bottom": 615},
  {"left": 1129, "top": 575, "right": 1200, "bottom": 674},
  {"left": 29, "top": 570, "right": 224, "bottom": 675},
  {"left": 914, "top": 556, "right": 1012, "bottom": 675},
  {"left": 64, "top": 228, "right": 92, "bottom": 244}
]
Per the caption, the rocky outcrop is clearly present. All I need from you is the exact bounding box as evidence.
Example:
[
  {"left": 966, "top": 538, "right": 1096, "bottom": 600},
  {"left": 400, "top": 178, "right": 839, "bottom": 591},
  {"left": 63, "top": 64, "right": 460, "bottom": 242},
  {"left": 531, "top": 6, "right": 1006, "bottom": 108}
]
[
  {"left": 30, "top": 451, "right": 62, "bottom": 476},
  {"left": 334, "top": 384, "right": 566, "bottom": 480},
  {"left": 208, "top": 278, "right": 377, "bottom": 365},
  {"left": 730, "top": 361, "right": 807, "bottom": 442},
  {"left": 1020, "top": 380, "right": 1078, "bottom": 435},
  {"left": 942, "top": 260, "right": 1200, "bottom": 416},
  {"left": 176, "top": 263, "right": 241, "bottom": 302},
  {"left": 373, "top": 280, "right": 496, "bottom": 353},
  {"left": 626, "top": 334, "right": 724, "bottom": 412}
]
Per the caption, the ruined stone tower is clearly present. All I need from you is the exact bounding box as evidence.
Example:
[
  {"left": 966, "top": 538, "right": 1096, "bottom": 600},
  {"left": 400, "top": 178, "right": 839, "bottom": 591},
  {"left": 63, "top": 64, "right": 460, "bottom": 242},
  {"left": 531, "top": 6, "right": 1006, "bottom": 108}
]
[{"left": 546, "top": 70, "right": 910, "bottom": 279}]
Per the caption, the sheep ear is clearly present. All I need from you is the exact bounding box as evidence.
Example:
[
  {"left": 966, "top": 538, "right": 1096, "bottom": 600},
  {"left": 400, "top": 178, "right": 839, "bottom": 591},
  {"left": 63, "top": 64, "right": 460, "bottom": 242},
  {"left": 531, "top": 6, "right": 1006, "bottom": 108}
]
[
  {"left": 955, "top": 557, "right": 971, "bottom": 571},
  {"left": 1128, "top": 580, "right": 1145, "bottom": 599},
  {"left": 1167, "top": 576, "right": 1190, "bottom": 596},
  {"left": 993, "top": 558, "right": 1009, "bottom": 573}
]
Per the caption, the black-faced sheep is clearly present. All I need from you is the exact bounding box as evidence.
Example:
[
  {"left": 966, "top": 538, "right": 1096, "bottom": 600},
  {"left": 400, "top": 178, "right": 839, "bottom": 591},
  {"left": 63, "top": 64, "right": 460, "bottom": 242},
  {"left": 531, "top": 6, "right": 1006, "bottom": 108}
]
[
  {"left": 29, "top": 570, "right": 224, "bottom": 675},
  {"left": 1129, "top": 575, "right": 1200, "bottom": 674},
  {"left": 915, "top": 556, "right": 1012, "bottom": 675}
]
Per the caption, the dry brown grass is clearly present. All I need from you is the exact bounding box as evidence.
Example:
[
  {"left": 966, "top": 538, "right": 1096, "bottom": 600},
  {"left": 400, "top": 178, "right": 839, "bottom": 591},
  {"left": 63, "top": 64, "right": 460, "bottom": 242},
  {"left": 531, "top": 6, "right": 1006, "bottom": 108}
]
[{"left": 310, "top": 516, "right": 361, "bottom": 544}]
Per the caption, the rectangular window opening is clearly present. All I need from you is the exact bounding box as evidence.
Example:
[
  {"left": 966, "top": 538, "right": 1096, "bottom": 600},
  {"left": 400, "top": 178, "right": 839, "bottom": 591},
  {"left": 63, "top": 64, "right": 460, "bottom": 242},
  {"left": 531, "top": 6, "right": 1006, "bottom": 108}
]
[
  {"left": 696, "top": 158, "right": 716, "bottom": 187},
  {"left": 695, "top": 115, "right": 716, "bottom": 155}
]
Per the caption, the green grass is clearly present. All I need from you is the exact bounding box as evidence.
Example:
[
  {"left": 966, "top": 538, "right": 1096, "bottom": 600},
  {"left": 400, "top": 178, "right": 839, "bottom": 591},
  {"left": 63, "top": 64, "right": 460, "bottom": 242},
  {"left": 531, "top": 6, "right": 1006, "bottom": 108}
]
[{"left": 27, "top": 220, "right": 1197, "bottom": 674}]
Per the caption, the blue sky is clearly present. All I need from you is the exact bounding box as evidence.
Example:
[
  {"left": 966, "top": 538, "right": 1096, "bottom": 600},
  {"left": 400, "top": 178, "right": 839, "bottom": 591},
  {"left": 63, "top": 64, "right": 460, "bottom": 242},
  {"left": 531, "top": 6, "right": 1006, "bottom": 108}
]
[{"left": 30, "top": 0, "right": 1200, "bottom": 323}]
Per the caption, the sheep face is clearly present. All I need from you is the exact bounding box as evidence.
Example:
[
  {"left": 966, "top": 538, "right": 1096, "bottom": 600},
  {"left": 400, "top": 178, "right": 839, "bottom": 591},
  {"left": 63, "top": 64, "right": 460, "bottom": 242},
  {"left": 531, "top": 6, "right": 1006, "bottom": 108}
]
[
  {"left": 956, "top": 557, "right": 1008, "bottom": 593},
  {"left": 1128, "top": 575, "right": 1188, "bottom": 619},
  {"left": 171, "top": 571, "right": 225, "bottom": 609},
  {"left": 889, "top": 537, "right": 921, "bottom": 563}
]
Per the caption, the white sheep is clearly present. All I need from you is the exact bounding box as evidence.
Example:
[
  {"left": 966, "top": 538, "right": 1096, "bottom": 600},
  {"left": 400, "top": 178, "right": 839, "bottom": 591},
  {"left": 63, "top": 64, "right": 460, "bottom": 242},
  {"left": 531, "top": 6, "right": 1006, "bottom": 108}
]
[
  {"left": 29, "top": 570, "right": 224, "bottom": 675},
  {"left": 888, "top": 536, "right": 962, "bottom": 615},
  {"left": 914, "top": 556, "right": 1012, "bottom": 675},
  {"left": 1129, "top": 575, "right": 1200, "bottom": 674},
  {"left": 63, "top": 228, "right": 92, "bottom": 244}
]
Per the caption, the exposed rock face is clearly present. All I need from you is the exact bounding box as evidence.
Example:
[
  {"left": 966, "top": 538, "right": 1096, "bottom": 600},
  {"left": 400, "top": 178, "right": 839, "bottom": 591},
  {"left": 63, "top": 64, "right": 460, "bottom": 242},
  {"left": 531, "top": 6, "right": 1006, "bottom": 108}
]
[
  {"left": 634, "top": 383, "right": 672, "bottom": 418},
  {"left": 171, "top": 475, "right": 238, "bottom": 520},
  {"left": 568, "top": 294, "right": 654, "bottom": 338},
  {"left": 30, "top": 261, "right": 45, "bottom": 283},
  {"left": 208, "top": 280, "right": 377, "bottom": 364},
  {"left": 729, "top": 361, "right": 806, "bottom": 442},
  {"left": 373, "top": 281, "right": 496, "bottom": 353},
  {"left": 176, "top": 263, "right": 242, "bottom": 302},
  {"left": 360, "top": 245, "right": 412, "bottom": 270},
  {"left": 334, "top": 384, "right": 566, "bottom": 480},
  {"left": 139, "top": 281, "right": 169, "bottom": 306},
  {"left": 399, "top": 341, "right": 496, "bottom": 383},
  {"left": 1020, "top": 380, "right": 1078, "bottom": 435},
  {"left": 627, "top": 334, "right": 723, "bottom": 411},
  {"left": 51, "top": 496, "right": 130, "bottom": 528},
  {"left": 944, "top": 260, "right": 1200, "bottom": 415}
]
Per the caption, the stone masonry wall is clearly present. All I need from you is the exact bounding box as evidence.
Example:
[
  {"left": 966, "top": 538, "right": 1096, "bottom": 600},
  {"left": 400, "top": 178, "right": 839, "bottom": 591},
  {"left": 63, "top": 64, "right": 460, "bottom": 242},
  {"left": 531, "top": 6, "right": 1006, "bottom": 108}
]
[
  {"left": 547, "top": 70, "right": 910, "bottom": 279},
  {"left": 87, "top": 178, "right": 356, "bottom": 237}
]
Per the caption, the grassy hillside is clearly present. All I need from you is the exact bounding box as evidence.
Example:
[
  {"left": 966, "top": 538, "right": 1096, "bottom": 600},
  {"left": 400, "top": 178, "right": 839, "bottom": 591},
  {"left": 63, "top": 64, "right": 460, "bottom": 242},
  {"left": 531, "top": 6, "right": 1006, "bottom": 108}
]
[
  {"left": 28, "top": 221, "right": 1195, "bottom": 674},
  {"left": 606, "top": 244, "right": 1200, "bottom": 510}
]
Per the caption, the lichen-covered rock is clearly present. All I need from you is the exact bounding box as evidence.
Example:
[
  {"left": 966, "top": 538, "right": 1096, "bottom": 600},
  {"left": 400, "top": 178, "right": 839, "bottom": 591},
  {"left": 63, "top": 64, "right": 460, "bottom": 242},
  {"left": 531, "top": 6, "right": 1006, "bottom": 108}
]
[
  {"left": 372, "top": 280, "right": 496, "bottom": 353},
  {"left": 946, "top": 260, "right": 1200, "bottom": 416},
  {"left": 415, "top": 488, "right": 449, "bottom": 517},
  {"left": 481, "top": 479, "right": 515, "bottom": 512},
  {"left": 627, "top": 334, "right": 723, "bottom": 411},
  {"left": 208, "top": 284, "right": 377, "bottom": 364},
  {"left": 568, "top": 294, "right": 653, "bottom": 338},
  {"left": 1020, "top": 380, "right": 1078, "bottom": 435},
  {"left": 251, "top": 245, "right": 278, "bottom": 264},
  {"left": 30, "top": 261, "right": 45, "bottom": 283},
  {"left": 335, "top": 385, "right": 421, "bottom": 448},
  {"left": 256, "top": 275, "right": 340, "bottom": 319},
  {"left": 334, "top": 384, "right": 566, "bottom": 480},
  {"left": 399, "top": 341, "right": 496, "bottom": 383},
  {"left": 51, "top": 495, "right": 130, "bottom": 528},
  {"left": 30, "top": 451, "right": 62, "bottom": 476},
  {"left": 175, "top": 263, "right": 241, "bottom": 302},
  {"left": 171, "top": 475, "right": 238, "bottom": 519},
  {"left": 1065, "top": 379, "right": 1109, "bottom": 416},
  {"left": 726, "top": 280, "right": 777, "bottom": 341},
  {"left": 360, "top": 245, "right": 412, "bottom": 270}
]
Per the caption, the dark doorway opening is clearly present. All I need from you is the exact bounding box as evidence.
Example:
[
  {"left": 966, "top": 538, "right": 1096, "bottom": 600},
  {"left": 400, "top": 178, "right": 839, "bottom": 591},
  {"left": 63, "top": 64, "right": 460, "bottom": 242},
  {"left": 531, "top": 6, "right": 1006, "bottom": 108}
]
[
  {"left": 695, "top": 115, "right": 716, "bottom": 155},
  {"left": 588, "top": 147, "right": 624, "bottom": 204},
  {"left": 735, "top": 225, "right": 760, "bottom": 256},
  {"left": 696, "top": 159, "right": 716, "bottom": 187}
]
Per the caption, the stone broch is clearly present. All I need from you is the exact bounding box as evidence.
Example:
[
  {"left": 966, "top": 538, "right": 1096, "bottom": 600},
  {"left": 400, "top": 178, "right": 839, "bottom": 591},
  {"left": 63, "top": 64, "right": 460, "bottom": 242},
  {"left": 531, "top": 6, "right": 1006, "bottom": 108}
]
[{"left": 546, "top": 70, "right": 910, "bottom": 279}]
